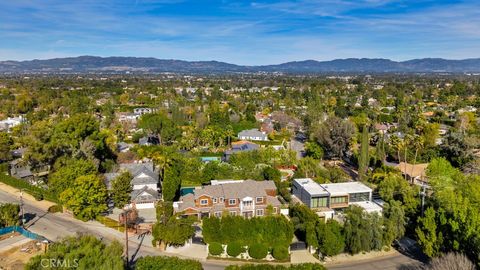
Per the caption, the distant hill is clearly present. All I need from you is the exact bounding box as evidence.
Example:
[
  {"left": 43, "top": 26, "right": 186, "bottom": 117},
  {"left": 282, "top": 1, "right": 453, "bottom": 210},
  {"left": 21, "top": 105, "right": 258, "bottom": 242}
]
[{"left": 1, "top": 56, "right": 480, "bottom": 74}]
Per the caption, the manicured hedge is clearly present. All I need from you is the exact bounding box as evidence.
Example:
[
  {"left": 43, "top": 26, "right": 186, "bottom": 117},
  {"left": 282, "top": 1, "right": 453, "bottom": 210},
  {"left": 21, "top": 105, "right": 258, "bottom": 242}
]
[
  {"left": 0, "top": 173, "right": 59, "bottom": 203},
  {"left": 203, "top": 215, "right": 293, "bottom": 248},
  {"left": 272, "top": 245, "right": 289, "bottom": 260},
  {"left": 227, "top": 241, "right": 244, "bottom": 257},
  {"left": 248, "top": 243, "right": 268, "bottom": 259},
  {"left": 136, "top": 255, "right": 203, "bottom": 270},
  {"left": 209, "top": 242, "right": 223, "bottom": 256}
]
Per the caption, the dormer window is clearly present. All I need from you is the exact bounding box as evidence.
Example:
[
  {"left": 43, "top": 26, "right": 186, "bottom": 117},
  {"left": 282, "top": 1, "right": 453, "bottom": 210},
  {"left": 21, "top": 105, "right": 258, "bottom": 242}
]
[
  {"left": 219, "top": 197, "right": 224, "bottom": 203},
  {"left": 256, "top": 197, "right": 263, "bottom": 203},
  {"left": 229, "top": 199, "right": 236, "bottom": 205},
  {"left": 200, "top": 199, "right": 208, "bottom": 205},
  {"left": 213, "top": 198, "right": 217, "bottom": 203}
]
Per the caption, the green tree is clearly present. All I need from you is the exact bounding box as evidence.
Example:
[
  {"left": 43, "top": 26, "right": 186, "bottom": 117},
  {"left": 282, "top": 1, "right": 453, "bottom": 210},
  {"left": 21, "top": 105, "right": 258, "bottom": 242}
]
[
  {"left": 138, "top": 112, "right": 181, "bottom": 145},
  {"left": 316, "top": 220, "right": 345, "bottom": 256},
  {"left": 343, "top": 206, "right": 370, "bottom": 254},
  {"left": 305, "top": 142, "right": 324, "bottom": 160},
  {"left": 378, "top": 173, "right": 419, "bottom": 215},
  {"left": 48, "top": 158, "right": 97, "bottom": 195},
  {"left": 60, "top": 174, "right": 108, "bottom": 221},
  {"left": 415, "top": 207, "right": 443, "bottom": 257},
  {"left": 111, "top": 171, "right": 132, "bottom": 208},
  {"left": 0, "top": 132, "right": 13, "bottom": 161},
  {"left": 382, "top": 200, "right": 405, "bottom": 246},
  {"left": 25, "top": 235, "right": 124, "bottom": 270},
  {"left": 262, "top": 166, "right": 281, "bottom": 181},
  {"left": 358, "top": 126, "right": 369, "bottom": 180},
  {"left": 0, "top": 203, "right": 20, "bottom": 227}
]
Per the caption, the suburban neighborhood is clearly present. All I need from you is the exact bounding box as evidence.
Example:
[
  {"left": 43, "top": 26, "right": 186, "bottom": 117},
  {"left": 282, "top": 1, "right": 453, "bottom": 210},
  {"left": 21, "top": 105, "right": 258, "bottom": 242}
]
[{"left": 0, "top": 0, "right": 480, "bottom": 269}]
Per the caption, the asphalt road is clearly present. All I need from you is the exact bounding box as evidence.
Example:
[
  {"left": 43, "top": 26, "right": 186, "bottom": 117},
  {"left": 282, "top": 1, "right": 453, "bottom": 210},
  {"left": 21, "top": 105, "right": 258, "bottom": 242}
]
[
  {"left": 327, "top": 253, "right": 422, "bottom": 270},
  {"left": 0, "top": 189, "right": 227, "bottom": 269}
]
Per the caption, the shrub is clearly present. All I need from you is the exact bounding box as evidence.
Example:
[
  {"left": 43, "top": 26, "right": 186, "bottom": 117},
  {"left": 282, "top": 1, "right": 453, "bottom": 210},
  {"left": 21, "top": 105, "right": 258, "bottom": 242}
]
[
  {"left": 48, "top": 205, "right": 62, "bottom": 213},
  {"left": 248, "top": 243, "right": 268, "bottom": 259},
  {"left": 132, "top": 255, "right": 204, "bottom": 270},
  {"left": 227, "top": 241, "right": 244, "bottom": 257},
  {"left": 209, "top": 242, "right": 223, "bottom": 256},
  {"left": 272, "top": 245, "right": 289, "bottom": 260},
  {"left": 96, "top": 216, "right": 125, "bottom": 232}
]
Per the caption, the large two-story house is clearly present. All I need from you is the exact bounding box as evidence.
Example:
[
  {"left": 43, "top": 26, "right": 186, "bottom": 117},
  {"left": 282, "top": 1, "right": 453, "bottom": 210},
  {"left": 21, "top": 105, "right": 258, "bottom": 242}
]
[
  {"left": 292, "top": 178, "right": 382, "bottom": 220},
  {"left": 104, "top": 161, "right": 160, "bottom": 209},
  {"left": 174, "top": 180, "right": 282, "bottom": 219}
]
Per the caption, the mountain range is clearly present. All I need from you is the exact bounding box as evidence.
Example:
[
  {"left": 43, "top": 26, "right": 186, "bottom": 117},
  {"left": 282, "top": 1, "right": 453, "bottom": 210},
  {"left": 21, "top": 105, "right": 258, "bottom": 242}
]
[{"left": 1, "top": 56, "right": 480, "bottom": 74}]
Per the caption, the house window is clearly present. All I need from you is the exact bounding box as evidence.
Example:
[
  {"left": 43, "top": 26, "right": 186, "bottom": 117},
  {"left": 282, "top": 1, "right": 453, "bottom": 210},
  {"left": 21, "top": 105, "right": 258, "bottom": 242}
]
[
  {"left": 229, "top": 199, "right": 236, "bottom": 205},
  {"left": 229, "top": 211, "right": 236, "bottom": 216},
  {"left": 256, "top": 209, "right": 264, "bottom": 216},
  {"left": 311, "top": 197, "right": 328, "bottom": 208},
  {"left": 214, "top": 212, "right": 222, "bottom": 218},
  {"left": 213, "top": 198, "right": 217, "bottom": 203},
  {"left": 219, "top": 197, "right": 224, "bottom": 203},
  {"left": 256, "top": 197, "right": 263, "bottom": 203},
  {"left": 330, "top": 196, "right": 347, "bottom": 204},
  {"left": 200, "top": 199, "right": 208, "bottom": 205},
  {"left": 273, "top": 207, "right": 278, "bottom": 214},
  {"left": 349, "top": 192, "right": 370, "bottom": 202}
]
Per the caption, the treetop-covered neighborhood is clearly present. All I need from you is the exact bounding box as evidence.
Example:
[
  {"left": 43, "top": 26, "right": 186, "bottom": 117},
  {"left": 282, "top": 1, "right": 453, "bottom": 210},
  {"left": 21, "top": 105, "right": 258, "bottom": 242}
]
[{"left": 0, "top": 73, "right": 479, "bottom": 269}]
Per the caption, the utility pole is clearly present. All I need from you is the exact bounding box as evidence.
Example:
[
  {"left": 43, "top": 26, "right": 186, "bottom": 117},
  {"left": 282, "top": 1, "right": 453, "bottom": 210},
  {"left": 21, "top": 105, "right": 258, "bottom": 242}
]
[
  {"left": 20, "top": 189, "right": 25, "bottom": 227},
  {"left": 124, "top": 208, "right": 129, "bottom": 266},
  {"left": 420, "top": 185, "right": 426, "bottom": 217}
]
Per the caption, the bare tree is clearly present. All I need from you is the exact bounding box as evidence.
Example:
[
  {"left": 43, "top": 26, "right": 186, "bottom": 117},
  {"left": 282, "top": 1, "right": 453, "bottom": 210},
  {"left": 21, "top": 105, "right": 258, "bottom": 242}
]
[{"left": 425, "top": 253, "right": 475, "bottom": 270}]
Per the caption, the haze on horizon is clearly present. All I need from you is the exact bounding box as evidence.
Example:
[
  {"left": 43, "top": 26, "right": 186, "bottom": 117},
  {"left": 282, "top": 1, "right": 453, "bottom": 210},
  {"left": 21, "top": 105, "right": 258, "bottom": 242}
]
[{"left": 1, "top": 0, "right": 479, "bottom": 65}]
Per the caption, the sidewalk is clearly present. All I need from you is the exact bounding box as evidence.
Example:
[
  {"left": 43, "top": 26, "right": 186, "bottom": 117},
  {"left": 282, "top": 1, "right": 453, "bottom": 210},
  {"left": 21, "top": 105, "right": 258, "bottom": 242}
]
[
  {"left": 290, "top": 250, "right": 320, "bottom": 264},
  {"left": 0, "top": 182, "right": 56, "bottom": 211}
]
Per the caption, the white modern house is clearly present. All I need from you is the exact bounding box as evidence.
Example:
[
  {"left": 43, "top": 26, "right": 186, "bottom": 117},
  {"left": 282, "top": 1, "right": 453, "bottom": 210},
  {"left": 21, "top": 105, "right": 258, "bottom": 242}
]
[
  {"left": 237, "top": 129, "right": 269, "bottom": 141},
  {"left": 292, "top": 178, "right": 382, "bottom": 220}
]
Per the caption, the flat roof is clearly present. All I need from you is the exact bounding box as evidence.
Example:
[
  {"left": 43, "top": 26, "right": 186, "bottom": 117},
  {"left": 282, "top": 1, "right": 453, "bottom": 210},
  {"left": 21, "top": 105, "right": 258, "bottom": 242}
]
[
  {"left": 293, "top": 178, "right": 329, "bottom": 196},
  {"left": 321, "top": 182, "right": 372, "bottom": 196},
  {"left": 350, "top": 201, "right": 383, "bottom": 213},
  {"left": 294, "top": 178, "right": 372, "bottom": 197}
]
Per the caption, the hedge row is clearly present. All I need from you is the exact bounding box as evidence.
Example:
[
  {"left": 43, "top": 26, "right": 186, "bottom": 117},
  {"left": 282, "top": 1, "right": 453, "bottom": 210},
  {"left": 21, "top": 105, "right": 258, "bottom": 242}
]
[{"left": 0, "top": 173, "right": 59, "bottom": 203}]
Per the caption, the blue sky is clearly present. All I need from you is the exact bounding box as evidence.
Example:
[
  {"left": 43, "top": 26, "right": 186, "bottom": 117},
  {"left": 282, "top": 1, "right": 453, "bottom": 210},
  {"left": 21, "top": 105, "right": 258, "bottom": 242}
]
[{"left": 0, "top": 0, "right": 479, "bottom": 65}]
